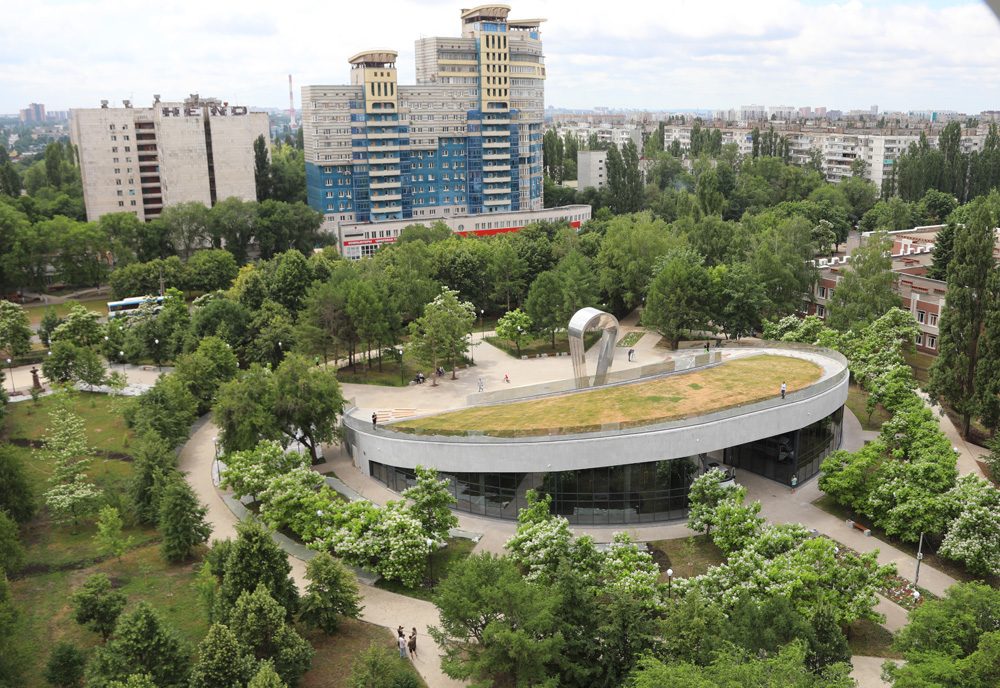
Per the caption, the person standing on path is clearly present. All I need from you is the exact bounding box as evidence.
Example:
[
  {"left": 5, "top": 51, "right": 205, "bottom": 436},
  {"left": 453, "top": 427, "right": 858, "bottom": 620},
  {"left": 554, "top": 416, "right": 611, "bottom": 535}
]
[
  {"left": 408, "top": 627, "right": 418, "bottom": 661},
  {"left": 372, "top": 412, "right": 378, "bottom": 429},
  {"left": 781, "top": 381, "right": 786, "bottom": 399},
  {"left": 628, "top": 349, "right": 634, "bottom": 361},
  {"left": 478, "top": 378, "right": 483, "bottom": 392},
  {"left": 397, "top": 632, "right": 408, "bottom": 658}
]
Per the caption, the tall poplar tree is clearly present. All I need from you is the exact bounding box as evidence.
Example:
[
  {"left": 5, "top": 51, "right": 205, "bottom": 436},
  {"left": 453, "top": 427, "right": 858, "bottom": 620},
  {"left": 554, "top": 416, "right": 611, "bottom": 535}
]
[
  {"left": 826, "top": 230, "right": 901, "bottom": 332},
  {"left": 928, "top": 192, "right": 1000, "bottom": 437}
]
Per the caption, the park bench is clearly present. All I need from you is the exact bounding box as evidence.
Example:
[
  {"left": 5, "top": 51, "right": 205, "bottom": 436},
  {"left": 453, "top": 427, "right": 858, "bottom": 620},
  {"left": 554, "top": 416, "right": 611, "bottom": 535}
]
[{"left": 845, "top": 519, "right": 872, "bottom": 536}]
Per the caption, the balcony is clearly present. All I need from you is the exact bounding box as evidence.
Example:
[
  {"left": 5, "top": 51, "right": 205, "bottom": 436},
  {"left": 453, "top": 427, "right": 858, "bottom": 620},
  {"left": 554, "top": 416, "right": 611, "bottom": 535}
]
[
  {"left": 483, "top": 175, "right": 511, "bottom": 183},
  {"left": 484, "top": 198, "right": 511, "bottom": 206},
  {"left": 483, "top": 140, "right": 510, "bottom": 149},
  {"left": 483, "top": 187, "right": 509, "bottom": 195},
  {"left": 371, "top": 192, "right": 402, "bottom": 201},
  {"left": 366, "top": 130, "right": 400, "bottom": 139},
  {"left": 483, "top": 152, "right": 510, "bottom": 160},
  {"left": 369, "top": 168, "right": 400, "bottom": 177},
  {"left": 483, "top": 163, "right": 511, "bottom": 172},
  {"left": 370, "top": 180, "right": 402, "bottom": 189}
]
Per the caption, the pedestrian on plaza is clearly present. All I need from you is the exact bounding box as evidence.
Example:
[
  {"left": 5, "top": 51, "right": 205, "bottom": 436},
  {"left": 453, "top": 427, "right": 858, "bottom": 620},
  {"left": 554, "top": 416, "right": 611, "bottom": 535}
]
[
  {"left": 397, "top": 631, "right": 408, "bottom": 659},
  {"left": 478, "top": 378, "right": 484, "bottom": 392},
  {"left": 791, "top": 474, "right": 798, "bottom": 494},
  {"left": 628, "top": 349, "right": 634, "bottom": 361},
  {"left": 503, "top": 374, "right": 510, "bottom": 384},
  {"left": 372, "top": 412, "right": 378, "bottom": 429},
  {"left": 315, "top": 356, "right": 320, "bottom": 366},
  {"left": 705, "top": 342, "right": 710, "bottom": 353},
  {"left": 408, "top": 628, "right": 418, "bottom": 660},
  {"left": 781, "top": 381, "right": 786, "bottom": 399}
]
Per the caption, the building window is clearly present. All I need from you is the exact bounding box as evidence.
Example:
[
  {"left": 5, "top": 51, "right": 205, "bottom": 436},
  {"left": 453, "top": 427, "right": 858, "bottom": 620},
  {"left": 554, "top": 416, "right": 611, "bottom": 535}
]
[
  {"left": 917, "top": 310, "right": 926, "bottom": 324},
  {"left": 929, "top": 313, "right": 938, "bottom": 326},
  {"left": 915, "top": 333, "right": 924, "bottom": 346},
  {"left": 130, "top": 200, "right": 136, "bottom": 206},
  {"left": 117, "top": 190, "right": 123, "bottom": 197},
  {"left": 817, "top": 286, "right": 827, "bottom": 299},
  {"left": 927, "top": 335, "right": 937, "bottom": 349},
  {"left": 816, "top": 305, "right": 826, "bottom": 318},
  {"left": 118, "top": 201, "right": 124, "bottom": 207},
  {"left": 112, "top": 147, "right": 118, "bottom": 153}
]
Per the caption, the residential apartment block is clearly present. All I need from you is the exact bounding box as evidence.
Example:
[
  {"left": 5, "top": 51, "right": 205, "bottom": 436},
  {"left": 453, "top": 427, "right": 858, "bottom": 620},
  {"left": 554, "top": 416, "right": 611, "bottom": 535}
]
[
  {"left": 805, "top": 227, "right": 952, "bottom": 356},
  {"left": 70, "top": 95, "right": 268, "bottom": 222},
  {"left": 303, "top": 5, "right": 579, "bottom": 259},
  {"left": 20, "top": 103, "right": 46, "bottom": 123},
  {"left": 577, "top": 150, "right": 607, "bottom": 190}
]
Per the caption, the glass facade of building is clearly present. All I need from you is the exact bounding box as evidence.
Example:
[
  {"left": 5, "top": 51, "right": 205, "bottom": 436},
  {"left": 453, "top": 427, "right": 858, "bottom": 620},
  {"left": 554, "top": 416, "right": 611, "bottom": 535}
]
[{"left": 369, "top": 406, "right": 844, "bottom": 524}]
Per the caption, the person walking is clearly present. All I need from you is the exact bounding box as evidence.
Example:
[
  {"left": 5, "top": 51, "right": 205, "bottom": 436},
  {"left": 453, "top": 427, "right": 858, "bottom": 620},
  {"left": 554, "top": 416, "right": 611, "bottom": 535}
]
[
  {"left": 503, "top": 374, "right": 510, "bottom": 384},
  {"left": 628, "top": 349, "right": 634, "bottom": 361},
  {"left": 372, "top": 412, "right": 378, "bottom": 429},
  {"left": 408, "top": 627, "right": 418, "bottom": 661},
  {"left": 478, "top": 378, "right": 484, "bottom": 392},
  {"left": 781, "top": 381, "right": 786, "bottom": 399}
]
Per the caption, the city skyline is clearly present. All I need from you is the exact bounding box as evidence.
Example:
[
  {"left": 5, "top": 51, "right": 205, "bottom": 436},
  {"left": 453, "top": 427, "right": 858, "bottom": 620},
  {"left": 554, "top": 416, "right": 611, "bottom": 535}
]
[{"left": 1, "top": 0, "right": 998, "bottom": 116}]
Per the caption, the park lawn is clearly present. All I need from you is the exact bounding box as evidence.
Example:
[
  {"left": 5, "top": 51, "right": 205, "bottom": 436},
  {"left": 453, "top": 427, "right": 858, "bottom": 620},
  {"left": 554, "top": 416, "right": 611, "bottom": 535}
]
[
  {"left": 812, "top": 494, "right": 1000, "bottom": 588},
  {"left": 648, "top": 534, "right": 727, "bottom": 582},
  {"left": 394, "top": 355, "right": 822, "bottom": 437},
  {"left": 4, "top": 391, "right": 135, "bottom": 456},
  {"left": 301, "top": 620, "right": 427, "bottom": 688},
  {"left": 847, "top": 618, "right": 902, "bottom": 659},
  {"left": 373, "top": 537, "right": 477, "bottom": 602},
  {"left": 846, "top": 383, "right": 892, "bottom": 431},
  {"left": 337, "top": 353, "right": 473, "bottom": 388},
  {"left": 10, "top": 540, "right": 211, "bottom": 688},
  {"left": 21, "top": 298, "right": 109, "bottom": 326},
  {"left": 484, "top": 330, "right": 601, "bottom": 358}
]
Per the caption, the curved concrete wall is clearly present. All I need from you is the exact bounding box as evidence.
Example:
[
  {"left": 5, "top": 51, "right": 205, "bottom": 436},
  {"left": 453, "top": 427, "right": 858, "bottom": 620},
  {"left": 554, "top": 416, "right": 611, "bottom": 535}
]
[{"left": 344, "top": 349, "right": 849, "bottom": 477}]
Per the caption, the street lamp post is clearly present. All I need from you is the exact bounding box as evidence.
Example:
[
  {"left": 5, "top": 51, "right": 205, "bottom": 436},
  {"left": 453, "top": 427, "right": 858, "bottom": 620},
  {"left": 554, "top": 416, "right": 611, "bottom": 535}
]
[
  {"left": 914, "top": 532, "right": 924, "bottom": 585},
  {"left": 154, "top": 339, "right": 161, "bottom": 372},
  {"left": 119, "top": 351, "right": 126, "bottom": 376},
  {"left": 398, "top": 348, "right": 405, "bottom": 386},
  {"left": 5, "top": 359, "right": 12, "bottom": 394},
  {"left": 212, "top": 436, "right": 219, "bottom": 459},
  {"left": 480, "top": 309, "right": 485, "bottom": 338},
  {"left": 666, "top": 568, "right": 673, "bottom": 598}
]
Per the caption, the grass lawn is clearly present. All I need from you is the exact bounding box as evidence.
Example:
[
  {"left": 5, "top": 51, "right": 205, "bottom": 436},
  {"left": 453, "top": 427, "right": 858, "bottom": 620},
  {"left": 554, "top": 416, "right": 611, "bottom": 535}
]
[
  {"left": 812, "top": 494, "right": 1000, "bottom": 588},
  {"left": 647, "top": 534, "right": 727, "bottom": 582},
  {"left": 21, "top": 298, "right": 109, "bottom": 326},
  {"left": 847, "top": 618, "right": 902, "bottom": 659},
  {"left": 616, "top": 331, "right": 645, "bottom": 348},
  {"left": 902, "top": 350, "right": 934, "bottom": 386},
  {"left": 373, "top": 537, "right": 477, "bottom": 602},
  {"left": 393, "top": 355, "right": 822, "bottom": 437},
  {"left": 846, "top": 383, "right": 892, "bottom": 431},
  {"left": 4, "top": 392, "right": 134, "bottom": 456},
  {"left": 301, "top": 620, "right": 426, "bottom": 688},
  {"left": 484, "top": 330, "right": 601, "bottom": 358},
  {"left": 337, "top": 353, "right": 473, "bottom": 388}
]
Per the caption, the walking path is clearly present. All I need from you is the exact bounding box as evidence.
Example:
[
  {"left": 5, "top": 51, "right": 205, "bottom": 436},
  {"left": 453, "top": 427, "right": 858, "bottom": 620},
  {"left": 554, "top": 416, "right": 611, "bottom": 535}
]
[{"left": 165, "top": 315, "right": 984, "bottom": 688}]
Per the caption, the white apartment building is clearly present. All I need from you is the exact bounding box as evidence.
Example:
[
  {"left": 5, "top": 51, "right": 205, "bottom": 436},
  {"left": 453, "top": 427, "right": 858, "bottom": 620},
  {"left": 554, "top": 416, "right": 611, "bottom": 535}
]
[
  {"left": 557, "top": 124, "right": 643, "bottom": 150},
  {"left": 70, "top": 95, "right": 268, "bottom": 222},
  {"left": 577, "top": 150, "right": 607, "bottom": 190}
]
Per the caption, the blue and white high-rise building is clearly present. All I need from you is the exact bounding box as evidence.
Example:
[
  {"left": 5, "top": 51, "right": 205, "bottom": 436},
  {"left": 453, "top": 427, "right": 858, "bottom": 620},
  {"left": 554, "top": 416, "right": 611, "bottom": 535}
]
[{"left": 303, "top": 5, "right": 586, "bottom": 259}]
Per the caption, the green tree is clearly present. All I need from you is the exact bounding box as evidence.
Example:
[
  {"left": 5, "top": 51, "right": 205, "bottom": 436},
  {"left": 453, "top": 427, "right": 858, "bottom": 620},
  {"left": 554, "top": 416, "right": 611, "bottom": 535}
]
[
  {"left": 430, "top": 553, "right": 566, "bottom": 687},
  {"left": 346, "top": 646, "right": 407, "bottom": 688},
  {"left": 40, "top": 389, "right": 102, "bottom": 525},
  {"left": 50, "top": 302, "right": 104, "bottom": 348},
  {"left": 596, "top": 212, "right": 679, "bottom": 314},
  {"left": 494, "top": 308, "right": 534, "bottom": 358},
  {"left": 271, "top": 354, "right": 345, "bottom": 461},
  {"left": 215, "top": 519, "right": 299, "bottom": 622},
  {"left": 254, "top": 135, "right": 271, "bottom": 201},
  {"left": 0, "top": 300, "right": 32, "bottom": 361},
  {"left": 159, "top": 201, "right": 210, "bottom": 261},
  {"left": 86, "top": 601, "right": 190, "bottom": 688},
  {"left": 488, "top": 236, "right": 529, "bottom": 311},
  {"left": 298, "top": 551, "right": 364, "bottom": 635},
  {"left": 927, "top": 192, "right": 1000, "bottom": 437},
  {"left": 188, "top": 623, "right": 255, "bottom": 688},
  {"left": 95, "top": 506, "right": 133, "bottom": 563},
  {"left": 228, "top": 584, "right": 314, "bottom": 688},
  {"left": 826, "top": 229, "right": 901, "bottom": 332},
  {"left": 188, "top": 249, "right": 239, "bottom": 292},
  {"left": 402, "top": 465, "right": 458, "bottom": 542},
  {"left": 248, "top": 661, "right": 288, "bottom": 688},
  {"left": 408, "top": 287, "right": 475, "bottom": 382},
  {"left": 525, "top": 271, "right": 566, "bottom": 347},
  {"left": 644, "top": 247, "right": 713, "bottom": 349},
  {"left": 71, "top": 573, "right": 128, "bottom": 640},
  {"left": 43, "top": 642, "right": 87, "bottom": 688},
  {"left": 126, "top": 431, "right": 175, "bottom": 525},
  {"left": 686, "top": 469, "right": 731, "bottom": 537},
  {"left": 926, "top": 221, "right": 955, "bottom": 281},
  {"left": 38, "top": 306, "right": 62, "bottom": 348},
  {"left": 158, "top": 475, "right": 212, "bottom": 563},
  {"left": 171, "top": 336, "right": 239, "bottom": 414},
  {"left": 0, "top": 442, "right": 36, "bottom": 524}
]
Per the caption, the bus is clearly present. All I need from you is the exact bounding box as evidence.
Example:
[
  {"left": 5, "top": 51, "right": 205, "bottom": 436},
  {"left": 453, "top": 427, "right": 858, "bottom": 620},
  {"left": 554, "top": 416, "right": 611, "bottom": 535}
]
[{"left": 107, "top": 296, "right": 164, "bottom": 319}]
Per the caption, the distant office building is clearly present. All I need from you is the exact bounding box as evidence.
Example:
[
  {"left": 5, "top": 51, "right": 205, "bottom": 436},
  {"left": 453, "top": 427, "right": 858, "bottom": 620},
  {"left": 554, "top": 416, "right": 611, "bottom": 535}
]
[
  {"left": 20, "top": 103, "right": 46, "bottom": 123},
  {"left": 70, "top": 94, "right": 268, "bottom": 222},
  {"left": 577, "top": 150, "right": 607, "bottom": 190},
  {"left": 303, "top": 5, "right": 583, "bottom": 259}
]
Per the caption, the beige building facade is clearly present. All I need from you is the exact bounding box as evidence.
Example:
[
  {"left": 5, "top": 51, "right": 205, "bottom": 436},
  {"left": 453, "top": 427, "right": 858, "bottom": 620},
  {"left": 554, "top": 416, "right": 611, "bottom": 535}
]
[{"left": 70, "top": 95, "right": 268, "bottom": 222}]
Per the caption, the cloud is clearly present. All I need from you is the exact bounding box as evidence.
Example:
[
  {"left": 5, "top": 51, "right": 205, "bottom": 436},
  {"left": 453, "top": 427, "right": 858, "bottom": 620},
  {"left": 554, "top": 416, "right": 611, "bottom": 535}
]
[{"left": 0, "top": 0, "right": 997, "bottom": 114}]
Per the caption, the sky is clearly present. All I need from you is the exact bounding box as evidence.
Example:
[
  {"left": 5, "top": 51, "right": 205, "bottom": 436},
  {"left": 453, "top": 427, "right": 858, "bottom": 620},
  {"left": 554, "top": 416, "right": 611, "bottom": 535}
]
[{"left": 2, "top": 0, "right": 998, "bottom": 116}]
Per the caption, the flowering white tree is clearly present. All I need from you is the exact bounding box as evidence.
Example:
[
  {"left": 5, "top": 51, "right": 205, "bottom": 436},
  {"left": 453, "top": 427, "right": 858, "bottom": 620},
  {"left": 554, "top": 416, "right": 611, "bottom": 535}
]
[
  {"left": 686, "top": 469, "right": 733, "bottom": 537},
  {"left": 219, "top": 440, "right": 308, "bottom": 503},
  {"left": 939, "top": 475, "right": 1000, "bottom": 577},
  {"left": 40, "top": 388, "right": 102, "bottom": 525},
  {"left": 257, "top": 467, "right": 326, "bottom": 532},
  {"left": 309, "top": 501, "right": 431, "bottom": 588},
  {"left": 505, "top": 490, "right": 574, "bottom": 583},
  {"left": 402, "top": 465, "right": 458, "bottom": 542},
  {"left": 600, "top": 532, "right": 665, "bottom": 612}
]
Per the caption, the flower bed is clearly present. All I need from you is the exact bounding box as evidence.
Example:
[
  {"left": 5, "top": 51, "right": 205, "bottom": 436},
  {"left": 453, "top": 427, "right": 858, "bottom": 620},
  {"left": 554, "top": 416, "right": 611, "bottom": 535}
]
[
  {"left": 616, "top": 331, "right": 645, "bottom": 348},
  {"left": 832, "top": 540, "right": 937, "bottom": 611}
]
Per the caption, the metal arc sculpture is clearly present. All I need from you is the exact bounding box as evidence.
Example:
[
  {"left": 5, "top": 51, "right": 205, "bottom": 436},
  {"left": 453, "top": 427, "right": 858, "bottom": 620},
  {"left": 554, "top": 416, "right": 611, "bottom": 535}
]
[{"left": 568, "top": 307, "right": 619, "bottom": 387}]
